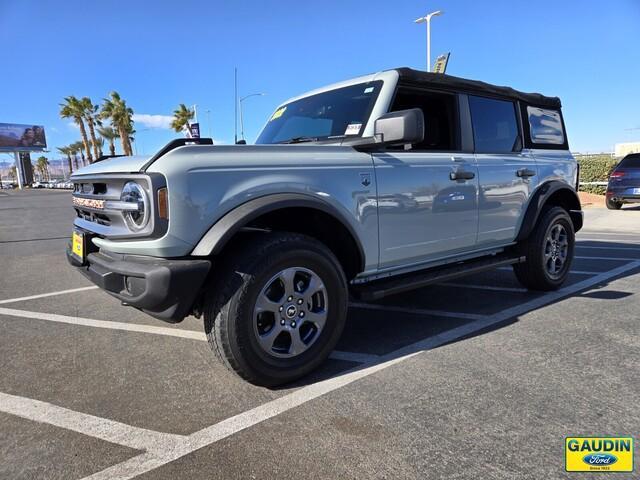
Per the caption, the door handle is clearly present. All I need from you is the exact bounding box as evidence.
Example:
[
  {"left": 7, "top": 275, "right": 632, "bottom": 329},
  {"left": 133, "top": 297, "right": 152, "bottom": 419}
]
[
  {"left": 516, "top": 168, "right": 536, "bottom": 178},
  {"left": 450, "top": 170, "right": 475, "bottom": 181}
]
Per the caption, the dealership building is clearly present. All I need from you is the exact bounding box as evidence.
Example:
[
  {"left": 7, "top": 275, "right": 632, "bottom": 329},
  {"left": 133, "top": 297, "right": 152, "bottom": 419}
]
[{"left": 615, "top": 142, "right": 640, "bottom": 158}]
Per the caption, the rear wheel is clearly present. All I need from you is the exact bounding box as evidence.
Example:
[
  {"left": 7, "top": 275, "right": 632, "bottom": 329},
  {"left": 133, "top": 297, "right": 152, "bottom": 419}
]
[
  {"left": 513, "top": 206, "right": 575, "bottom": 291},
  {"left": 203, "top": 232, "right": 348, "bottom": 387},
  {"left": 606, "top": 196, "right": 623, "bottom": 210}
]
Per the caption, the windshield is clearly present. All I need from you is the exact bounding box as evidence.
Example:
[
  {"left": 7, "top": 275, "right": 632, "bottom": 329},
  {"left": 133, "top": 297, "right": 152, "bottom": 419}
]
[{"left": 256, "top": 81, "right": 383, "bottom": 144}]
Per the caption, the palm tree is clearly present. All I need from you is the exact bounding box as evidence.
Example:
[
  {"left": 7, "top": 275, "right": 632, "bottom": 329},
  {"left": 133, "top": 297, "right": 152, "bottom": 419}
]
[
  {"left": 94, "top": 137, "right": 105, "bottom": 158},
  {"left": 68, "top": 144, "right": 80, "bottom": 170},
  {"left": 60, "top": 96, "right": 93, "bottom": 163},
  {"left": 100, "top": 92, "right": 134, "bottom": 156},
  {"left": 36, "top": 156, "right": 50, "bottom": 181},
  {"left": 80, "top": 97, "right": 101, "bottom": 160},
  {"left": 171, "top": 104, "right": 194, "bottom": 135},
  {"left": 71, "top": 141, "right": 86, "bottom": 166},
  {"left": 97, "top": 125, "right": 119, "bottom": 156},
  {"left": 57, "top": 146, "right": 74, "bottom": 175}
]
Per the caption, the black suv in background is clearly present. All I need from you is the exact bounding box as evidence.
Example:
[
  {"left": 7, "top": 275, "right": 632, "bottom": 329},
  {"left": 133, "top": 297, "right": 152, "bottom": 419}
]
[{"left": 606, "top": 153, "right": 640, "bottom": 209}]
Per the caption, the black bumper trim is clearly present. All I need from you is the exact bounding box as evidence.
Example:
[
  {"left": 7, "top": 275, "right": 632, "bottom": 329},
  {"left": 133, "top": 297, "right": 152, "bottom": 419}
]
[{"left": 66, "top": 247, "right": 210, "bottom": 323}]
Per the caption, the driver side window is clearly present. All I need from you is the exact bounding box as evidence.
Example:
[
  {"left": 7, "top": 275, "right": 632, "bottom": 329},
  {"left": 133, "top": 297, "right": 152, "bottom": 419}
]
[{"left": 390, "top": 87, "right": 460, "bottom": 151}]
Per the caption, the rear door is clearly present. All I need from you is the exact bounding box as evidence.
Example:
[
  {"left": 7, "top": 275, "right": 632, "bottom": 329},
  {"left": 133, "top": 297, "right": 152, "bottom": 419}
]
[
  {"left": 373, "top": 87, "right": 479, "bottom": 270},
  {"left": 470, "top": 95, "right": 538, "bottom": 246}
]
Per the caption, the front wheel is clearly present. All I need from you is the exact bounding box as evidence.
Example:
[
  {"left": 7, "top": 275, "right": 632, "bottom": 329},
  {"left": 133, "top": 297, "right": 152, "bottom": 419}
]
[
  {"left": 513, "top": 206, "right": 575, "bottom": 291},
  {"left": 203, "top": 232, "right": 348, "bottom": 387}
]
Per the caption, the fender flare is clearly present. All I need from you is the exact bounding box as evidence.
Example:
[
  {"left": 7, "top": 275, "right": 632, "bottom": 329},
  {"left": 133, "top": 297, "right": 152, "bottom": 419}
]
[
  {"left": 515, "top": 181, "right": 583, "bottom": 242},
  {"left": 190, "top": 193, "right": 366, "bottom": 269}
]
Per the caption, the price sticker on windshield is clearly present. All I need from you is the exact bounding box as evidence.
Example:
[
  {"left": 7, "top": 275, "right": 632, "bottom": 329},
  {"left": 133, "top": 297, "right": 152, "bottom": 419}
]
[
  {"left": 270, "top": 106, "right": 287, "bottom": 121},
  {"left": 344, "top": 123, "right": 362, "bottom": 135}
]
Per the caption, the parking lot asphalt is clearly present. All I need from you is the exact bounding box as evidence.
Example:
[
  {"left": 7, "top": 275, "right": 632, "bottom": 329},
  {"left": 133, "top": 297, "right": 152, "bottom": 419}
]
[{"left": 1, "top": 189, "right": 639, "bottom": 479}]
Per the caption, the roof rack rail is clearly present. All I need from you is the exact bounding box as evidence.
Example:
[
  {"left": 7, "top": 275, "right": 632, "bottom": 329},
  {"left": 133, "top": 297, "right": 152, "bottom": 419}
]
[{"left": 141, "top": 137, "right": 214, "bottom": 171}]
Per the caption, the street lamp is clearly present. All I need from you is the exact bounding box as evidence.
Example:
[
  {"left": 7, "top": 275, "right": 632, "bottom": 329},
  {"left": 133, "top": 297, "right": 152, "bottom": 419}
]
[
  {"left": 414, "top": 10, "right": 443, "bottom": 72},
  {"left": 239, "top": 93, "right": 265, "bottom": 143}
]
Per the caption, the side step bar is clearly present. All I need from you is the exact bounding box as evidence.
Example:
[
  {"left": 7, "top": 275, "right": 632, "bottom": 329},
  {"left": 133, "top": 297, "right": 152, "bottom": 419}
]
[{"left": 352, "top": 254, "right": 526, "bottom": 301}]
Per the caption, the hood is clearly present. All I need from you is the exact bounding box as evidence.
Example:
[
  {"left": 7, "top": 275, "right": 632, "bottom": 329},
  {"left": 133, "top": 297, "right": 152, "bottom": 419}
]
[{"left": 70, "top": 155, "right": 151, "bottom": 178}]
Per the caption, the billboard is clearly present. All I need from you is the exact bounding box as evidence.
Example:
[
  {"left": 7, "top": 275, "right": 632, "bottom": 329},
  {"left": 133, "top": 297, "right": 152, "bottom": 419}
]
[{"left": 0, "top": 122, "right": 47, "bottom": 151}]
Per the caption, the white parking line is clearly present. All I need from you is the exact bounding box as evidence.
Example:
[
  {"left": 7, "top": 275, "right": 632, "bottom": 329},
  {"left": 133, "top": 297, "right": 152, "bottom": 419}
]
[
  {"left": 81, "top": 259, "right": 640, "bottom": 480},
  {"left": 490, "top": 261, "right": 640, "bottom": 321},
  {"left": 0, "top": 286, "right": 99, "bottom": 305},
  {"left": 0, "top": 391, "right": 186, "bottom": 453},
  {"left": 0, "top": 306, "right": 371, "bottom": 365},
  {"left": 0, "top": 307, "right": 207, "bottom": 341}
]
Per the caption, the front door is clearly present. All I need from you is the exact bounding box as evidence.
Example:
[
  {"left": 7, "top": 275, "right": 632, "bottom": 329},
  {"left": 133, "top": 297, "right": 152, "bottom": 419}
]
[
  {"left": 374, "top": 151, "right": 479, "bottom": 270},
  {"left": 372, "top": 87, "right": 480, "bottom": 270}
]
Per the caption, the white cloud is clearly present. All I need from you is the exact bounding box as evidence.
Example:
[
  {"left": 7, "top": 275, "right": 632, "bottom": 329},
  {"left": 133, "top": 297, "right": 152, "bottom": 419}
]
[{"left": 132, "top": 114, "right": 173, "bottom": 130}]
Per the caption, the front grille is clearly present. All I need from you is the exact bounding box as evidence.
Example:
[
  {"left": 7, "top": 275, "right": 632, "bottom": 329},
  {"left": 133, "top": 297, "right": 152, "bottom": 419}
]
[
  {"left": 74, "top": 182, "right": 107, "bottom": 195},
  {"left": 75, "top": 208, "right": 111, "bottom": 226},
  {"left": 70, "top": 173, "right": 160, "bottom": 239}
]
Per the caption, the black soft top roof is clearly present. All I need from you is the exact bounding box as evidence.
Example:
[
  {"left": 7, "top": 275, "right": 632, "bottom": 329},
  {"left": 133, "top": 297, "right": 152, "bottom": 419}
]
[{"left": 394, "top": 68, "right": 561, "bottom": 109}]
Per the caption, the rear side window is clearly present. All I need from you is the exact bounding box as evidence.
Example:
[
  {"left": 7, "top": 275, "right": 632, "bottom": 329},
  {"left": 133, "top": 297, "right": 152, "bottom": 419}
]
[
  {"left": 527, "top": 106, "right": 565, "bottom": 145},
  {"left": 618, "top": 154, "right": 640, "bottom": 168},
  {"left": 468, "top": 96, "right": 519, "bottom": 153}
]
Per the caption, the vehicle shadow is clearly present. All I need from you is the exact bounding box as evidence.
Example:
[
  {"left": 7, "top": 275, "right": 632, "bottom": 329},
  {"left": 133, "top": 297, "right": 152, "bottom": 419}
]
[{"left": 283, "top": 239, "right": 640, "bottom": 389}]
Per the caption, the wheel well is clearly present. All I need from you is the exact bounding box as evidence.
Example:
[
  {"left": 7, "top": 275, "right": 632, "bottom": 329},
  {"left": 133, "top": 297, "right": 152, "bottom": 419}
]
[
  {"left": 517, "top": 184, "right": 583, "bottom": 242},
  {"left": 544, "top": 188, "right": 581, "bottom": 213},
  {"left": 544, "top": 188, "right": 583, "bottom": 232},
  {"left": 216, "top": 207, "right": 364, "bottom": 280}
]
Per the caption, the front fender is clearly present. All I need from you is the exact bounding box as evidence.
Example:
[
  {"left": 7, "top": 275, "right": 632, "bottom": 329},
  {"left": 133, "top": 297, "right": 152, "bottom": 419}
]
[{"left": 190, "top": 193, "right": 366, "bottom": 270}]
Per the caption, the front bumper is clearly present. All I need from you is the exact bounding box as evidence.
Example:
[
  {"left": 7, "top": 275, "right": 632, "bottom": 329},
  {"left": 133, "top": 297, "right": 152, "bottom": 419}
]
[{"left": 66, "top": 247, "right": 210, "bottom": 323}]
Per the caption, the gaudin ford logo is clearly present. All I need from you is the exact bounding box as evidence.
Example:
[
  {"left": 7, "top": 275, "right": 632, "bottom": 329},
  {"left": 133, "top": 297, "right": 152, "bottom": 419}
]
[
  {"left": 73, "top": 196, "right": 105, "bottom": 210},
  {"left": 583, "top": 453, "right": 617, "bottom": 466},
  {"left": 565, "top": 437, "right": 633, "bottom": 472}
]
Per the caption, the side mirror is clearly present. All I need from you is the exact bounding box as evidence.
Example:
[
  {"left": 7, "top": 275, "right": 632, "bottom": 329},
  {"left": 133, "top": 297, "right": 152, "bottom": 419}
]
[{"left": 374, "top": 108, "right": 424, "bottom": 146}]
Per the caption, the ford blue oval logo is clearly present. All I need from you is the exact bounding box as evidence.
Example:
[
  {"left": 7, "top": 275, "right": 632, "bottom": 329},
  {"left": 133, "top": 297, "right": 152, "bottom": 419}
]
[{"left": 583, "top": 453, "right": 617, "bottom": 466}]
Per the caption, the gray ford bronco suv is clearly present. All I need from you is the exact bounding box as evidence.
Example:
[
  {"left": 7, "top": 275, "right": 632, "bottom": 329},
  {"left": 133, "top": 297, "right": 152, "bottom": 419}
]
[{"left": 67, "top": 68, "right": 582, "bottom": 386}]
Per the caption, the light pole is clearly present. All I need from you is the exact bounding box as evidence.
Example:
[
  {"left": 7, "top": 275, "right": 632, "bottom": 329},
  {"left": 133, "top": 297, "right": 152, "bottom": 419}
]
[
  {"left": 414, "top": 10, "right": 443, "bottom": 72},
  {"left": 205, "top": 109, "right": 212, "bottom": 138},
  {"left": 239, "top": 93, "right": 265, "bottom": 142}
]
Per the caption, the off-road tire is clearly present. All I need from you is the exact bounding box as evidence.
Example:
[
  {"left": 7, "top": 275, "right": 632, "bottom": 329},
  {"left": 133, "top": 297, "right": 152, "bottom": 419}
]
[
  {"left": 203, "top": 232, "right": 348, "bottom": 387},
  {"left": 513, "top": 206, "right": 575, "bottom": 291}
]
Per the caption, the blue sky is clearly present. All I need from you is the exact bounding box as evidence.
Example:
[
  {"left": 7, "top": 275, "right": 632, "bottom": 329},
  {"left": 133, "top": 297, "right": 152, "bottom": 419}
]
[{"left": 1, "top": 0, "right": 639, "bottom": 160}]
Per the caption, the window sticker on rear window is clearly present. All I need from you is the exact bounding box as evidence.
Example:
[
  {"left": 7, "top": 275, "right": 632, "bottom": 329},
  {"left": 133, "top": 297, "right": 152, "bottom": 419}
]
[
  {"left": 528, "top": 106, "right": 564, "bottom": 144},
  {"left": 364, "top": 87, "right": 374, "bottom": 94}
]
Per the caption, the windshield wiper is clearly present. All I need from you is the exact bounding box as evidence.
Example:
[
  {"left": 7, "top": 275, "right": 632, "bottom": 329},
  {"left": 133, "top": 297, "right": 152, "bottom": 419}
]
[{"left": 280, "top": 136, "right": 318, "bottom": 144}]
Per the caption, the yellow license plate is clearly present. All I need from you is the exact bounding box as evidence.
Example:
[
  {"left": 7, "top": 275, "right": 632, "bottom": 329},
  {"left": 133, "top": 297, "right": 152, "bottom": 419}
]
[{"left": 71, "top": 231, "right": 84, "bottom": 261}]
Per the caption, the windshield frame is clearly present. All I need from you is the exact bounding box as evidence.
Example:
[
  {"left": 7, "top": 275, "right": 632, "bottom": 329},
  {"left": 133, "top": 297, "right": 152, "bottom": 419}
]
[{"left": 256, "top": 80, "right": 385, "bottom": 145}]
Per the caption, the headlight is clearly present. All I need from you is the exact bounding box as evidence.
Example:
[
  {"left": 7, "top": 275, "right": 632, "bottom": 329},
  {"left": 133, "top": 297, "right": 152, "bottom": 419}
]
[{"left": 120, "top": 181, "right": 149, "bottom": 231}]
